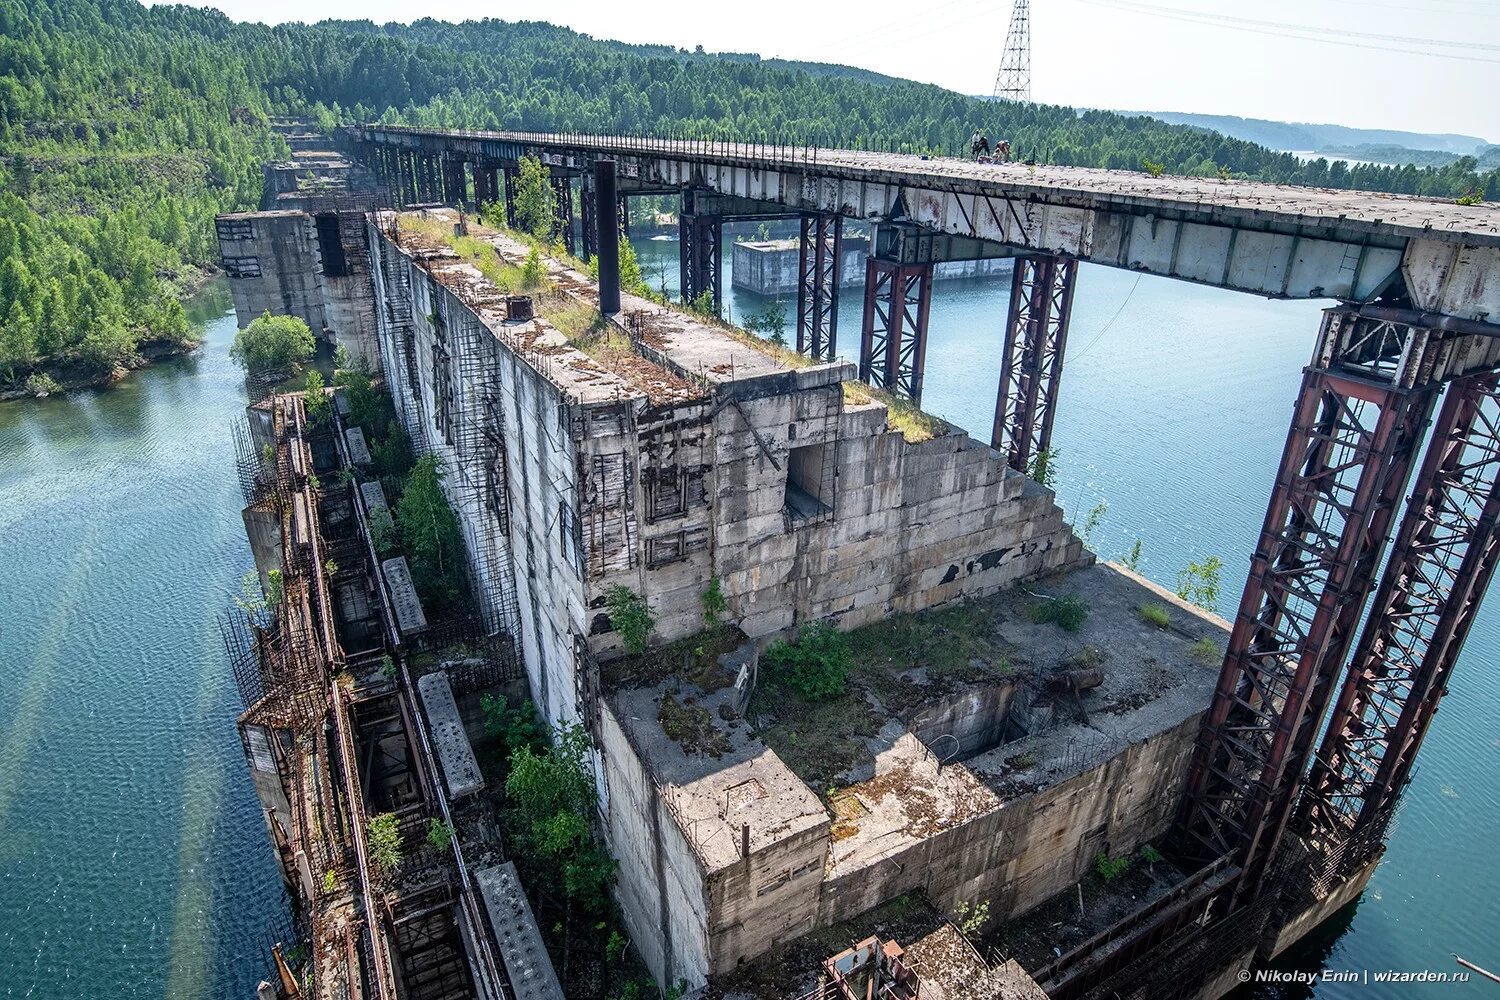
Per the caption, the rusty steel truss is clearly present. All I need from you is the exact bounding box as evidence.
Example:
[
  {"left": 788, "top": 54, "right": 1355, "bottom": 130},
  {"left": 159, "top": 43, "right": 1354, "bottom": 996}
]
[
  {"left": 1300, "top": 372, "right": 1500, "bottom": 838},
  {"left": 679, "top": 209, "right": 722, "bottom": 314},
  {"left": 796, "top": 212, "right": 843, "bottom": 362},
  {"left": 859, "top": 257, "right": 933, "bottom": 402},
  {"left": 551, "top": 173, "right": 576, "bottom": 255},
  {"left": 1178, "top": 305, "right": 1500, "bottom": 902},
  {"left": 990, "top": 254, "right": 1077, "bottom": 472}
]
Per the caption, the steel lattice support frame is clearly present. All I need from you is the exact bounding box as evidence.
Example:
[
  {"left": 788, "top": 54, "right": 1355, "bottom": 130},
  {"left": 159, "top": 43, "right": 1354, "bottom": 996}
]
[
  {"left": 618, "top": 193, "right": 631, "bottom": 238},
  {"left": 1300, "top": 373, "right": 1500, "bottom": 838},
  {"left": 469, "top": 161, "right": 488, "bottom": 207},
  {"left": 579, "top": 170, "right": 598, "bottom": 261},
  {"left": 990, "top": 254, "right": 1078, "bottom": 472},
  {"left": 1178, "top": 308, "right": 1448, "bottom": 901},
  {"left": 796, "top": 212, "right": 843, "bottom": 362},
  {"left": 551, "top": 173, "right": 576, "bottom": 255},
  {"left": 859, "top": 257, "right": 934, "bottom": 402},
  {"left": 679, "top": 212, "right": 722, "bottom": 314}
]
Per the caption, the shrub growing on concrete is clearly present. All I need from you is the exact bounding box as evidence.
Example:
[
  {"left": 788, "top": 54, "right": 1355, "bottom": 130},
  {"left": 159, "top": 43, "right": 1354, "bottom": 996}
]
[
  {"left": 605, "top": 586, "right": 654, "bottom": 653},
  {"left": 1030, "top": 594, "right": 1089, "bottom": 632},
  {"left": 230, "top": 311, "right": 315, "bottom": 373},
  {"left": 1176, "top": 555, "right": 1224, "bottom": 612},
  {"left": 765, "top": 621, "right": 852, "bottom": 700},
  {"left": 1095, "top": 851, "right": 1131, "bottom": 882}
]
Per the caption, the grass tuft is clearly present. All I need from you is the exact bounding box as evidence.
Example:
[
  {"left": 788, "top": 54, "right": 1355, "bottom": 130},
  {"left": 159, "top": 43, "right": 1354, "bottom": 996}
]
[
  {"left": 1030, "top": 594, "right": 1089, "bottom": 632},
  {"left": 1136, "top": 602, "right": 1171, "bottom": 629}
]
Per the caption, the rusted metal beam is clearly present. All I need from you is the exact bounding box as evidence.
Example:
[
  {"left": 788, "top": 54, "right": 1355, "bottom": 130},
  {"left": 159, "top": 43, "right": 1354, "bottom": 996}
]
[
  {"left": 990, "top": 254, "right": 1077, "bottom": 473},
  {"left": 859, "top": 257, "right": 933, "bottom": 403},
  {"left": 1177, "top": 307, "right": 1455, "bottom": 902},
  {"left": 796, "top": 212, "right": 843, "bottom": 362},
  {"left": 679, "top": 205, "right": 722, "bottom": 315},
  {"left": 1301, "top": 372, "right": 1500, "bottom": 838}
]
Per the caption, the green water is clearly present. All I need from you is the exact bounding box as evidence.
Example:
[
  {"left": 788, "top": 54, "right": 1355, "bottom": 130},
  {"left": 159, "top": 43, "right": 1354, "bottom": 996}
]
[{"left": 0, "top": 285, "right": 286, "bottom": 999}]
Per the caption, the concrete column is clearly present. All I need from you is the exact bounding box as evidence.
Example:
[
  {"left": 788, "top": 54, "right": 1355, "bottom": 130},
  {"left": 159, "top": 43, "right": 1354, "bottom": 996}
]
[{"left": 596, "top": 160, "right": 620, "bottom": 314}]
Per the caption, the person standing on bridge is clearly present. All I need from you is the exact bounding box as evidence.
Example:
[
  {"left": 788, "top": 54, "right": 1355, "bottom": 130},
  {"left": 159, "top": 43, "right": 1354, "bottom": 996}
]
[{"left": 971, "top": 129, "right": 992, "bottom": 158}]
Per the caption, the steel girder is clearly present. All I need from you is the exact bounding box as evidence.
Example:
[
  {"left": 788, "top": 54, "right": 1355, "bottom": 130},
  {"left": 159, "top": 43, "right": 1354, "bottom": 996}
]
[
  {"left": 1178, "top": 308, "right": 1458, "bottom": 902},
  {"left": 859, "top": 257, "right": 934, "bottom": 403},
  {"left": 1300, "top": 373, "right": 1500, "bottom": 838},
  {"left": 797, "top": 213, "right": 843, "bottom": 362},
  {"left": 550, "top": 173, "right": 575, "bottom": 255},
  {"left": 679, "top": 212, "right": 722, "bottom": 314},
  {"left": 990, "top": 255, "right": 1078, "bottom": 473}
]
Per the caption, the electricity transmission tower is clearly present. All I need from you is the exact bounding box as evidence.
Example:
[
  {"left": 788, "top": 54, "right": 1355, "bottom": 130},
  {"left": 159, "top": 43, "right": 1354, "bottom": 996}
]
[{"left": 992, "top": 0, "right": 1032, "bottom": 102}]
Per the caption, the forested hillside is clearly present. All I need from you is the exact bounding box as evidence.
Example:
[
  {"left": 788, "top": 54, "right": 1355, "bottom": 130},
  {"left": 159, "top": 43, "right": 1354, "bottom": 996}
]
[{"left": 3, "top": 0, "right": 1498, "bottom": 391}]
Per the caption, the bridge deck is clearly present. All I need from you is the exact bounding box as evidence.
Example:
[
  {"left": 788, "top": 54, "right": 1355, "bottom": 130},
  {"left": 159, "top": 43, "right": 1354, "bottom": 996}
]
[{"left": 358, "top": 127, "right": 1500, "bottom": 248}]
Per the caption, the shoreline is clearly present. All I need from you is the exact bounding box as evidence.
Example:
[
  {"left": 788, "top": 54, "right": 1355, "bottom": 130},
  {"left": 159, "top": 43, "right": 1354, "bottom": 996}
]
[{"left": 0, "top": 269, "right": 225, "bottom": 402}]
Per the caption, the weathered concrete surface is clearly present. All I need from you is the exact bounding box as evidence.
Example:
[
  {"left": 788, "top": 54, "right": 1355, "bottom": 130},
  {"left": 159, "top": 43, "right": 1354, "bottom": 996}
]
[
  {"left": 474, "top": 862, "right": 565, "bottom": 1000},
  {"left": 416, "top": 671, "right": 484, "bottom": 799},
  {"left": 216, "top": 209, "right": 381, "bottom": 365},
  {"left": 380, "top": 556, "right": 428, "bottom": 635}
]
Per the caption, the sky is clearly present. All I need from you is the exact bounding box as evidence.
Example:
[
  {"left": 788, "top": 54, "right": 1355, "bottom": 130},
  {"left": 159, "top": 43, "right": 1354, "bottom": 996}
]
[{"left": 145, "top": 0, "right": 1500, "bottom": 141}]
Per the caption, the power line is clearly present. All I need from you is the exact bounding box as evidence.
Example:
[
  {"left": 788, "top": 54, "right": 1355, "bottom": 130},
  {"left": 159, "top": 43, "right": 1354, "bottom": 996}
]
[{"left": 1068, "top": 0, "right": 1500, "bottom": 63}]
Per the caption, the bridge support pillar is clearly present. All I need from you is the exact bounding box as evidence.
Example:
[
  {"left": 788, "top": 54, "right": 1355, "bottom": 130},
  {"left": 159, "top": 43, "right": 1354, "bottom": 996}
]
[
  {"left": 1177, "top": 307, "right": 1450, "bottom": 901},
  {"left": 679, "top": 198, "right": 722, "bottom": 314},
  {"left": 618, "top": 194, "right": 631, "bottom": 238},
  {"left": 442, "top": 157, "right": 467, "bottom": 206},
  {"left": 471, "top": 161, "right": 489, "bottom": 208},
  {"left": 551, "top": 173, "right": 576, "bottom": 255},
  {"left": 797, "top": 213, "right": 843, "bottom": 362},
  {"left": 580, "top": 170, "right": 598, "bottom": 261},
  {"left": 991, "top": 255, "right": 1078, "bottom": 473},
  {"left": 503, "top": 166, "right": 518, "bottom": 229},
  {"left": 1300, "top": 369, "right": 1500, "bottom": 842},
  {"left": 859, "top": 257, "right": 932, "bottom": 402}
]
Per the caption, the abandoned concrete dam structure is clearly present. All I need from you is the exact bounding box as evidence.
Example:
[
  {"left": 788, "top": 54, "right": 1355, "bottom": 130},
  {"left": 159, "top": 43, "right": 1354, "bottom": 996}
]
[{"left": 218, "top": 123, "right": 1500, "bottom": 1000}]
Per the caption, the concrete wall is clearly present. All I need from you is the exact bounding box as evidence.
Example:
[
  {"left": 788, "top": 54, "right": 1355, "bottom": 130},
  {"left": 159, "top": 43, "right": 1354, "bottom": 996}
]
[
  {"left": 218, "top": 212, "right": 329, "bottom": 335},
  {"left": 817, "top": 712, "right": 1201, "bottom": 929},
  {"left": 907, "top": 679, "right": 1020, "bottom": 762},
  {"left": 598, "top": 702, "right": 712, "bottom": 989},
  {"left": 713, "top": 388, "right": 1088, "bottom": 641},
  {"left": 217, "top": 211, "right": 380, "bottom": 368},
  {"left": 366, "top": 228, "right": 579, "bottom": 732},
  {"left": 704, "top": 811, "right": 827, "bottom": 975}
]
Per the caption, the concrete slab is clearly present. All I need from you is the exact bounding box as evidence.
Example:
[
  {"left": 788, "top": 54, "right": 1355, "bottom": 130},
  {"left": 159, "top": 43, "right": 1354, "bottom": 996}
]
[
  {"left": 380, "top": 556, "right": 427, "bottom": 635},
  {"left": 344, "top": 426, "right": 372, "bottom": 466},
  {"left": 358, "top": 480, "right": 389, "bottom": 515},
  {"left": 416, "top": 671, "right": 484, "bottom": 799},
  {"left": 474, "top": 862, "right": 565, "bottom": 1000}
]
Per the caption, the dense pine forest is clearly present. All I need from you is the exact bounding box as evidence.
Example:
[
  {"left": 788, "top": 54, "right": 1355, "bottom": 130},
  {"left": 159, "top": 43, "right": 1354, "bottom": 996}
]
[{"left": 2, "top": 0, "right": 1497, "bottom": 391}]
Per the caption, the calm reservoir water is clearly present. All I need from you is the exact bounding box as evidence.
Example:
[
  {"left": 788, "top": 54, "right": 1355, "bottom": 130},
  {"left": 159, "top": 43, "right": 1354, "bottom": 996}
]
[
  {"left": 0, "top": 286, "right": 287, "bottom": 1000},
  {"left": 0, "top": 239, "right": 1494, "bottom": 999}
]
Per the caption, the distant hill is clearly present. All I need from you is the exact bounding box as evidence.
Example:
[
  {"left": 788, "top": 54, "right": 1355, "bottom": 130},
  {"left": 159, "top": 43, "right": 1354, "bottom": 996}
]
[{"left": 1126, "top": 111, "right": 1490, "bottom": 156}]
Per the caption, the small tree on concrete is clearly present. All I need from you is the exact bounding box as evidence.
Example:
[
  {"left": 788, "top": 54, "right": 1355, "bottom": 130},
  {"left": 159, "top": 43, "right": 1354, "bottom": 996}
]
[
  {"left": 513, "top": 155, "right": 555, "bottom": 240},
  {"left": 605, "top": 586, "right": 653, "bottom": 653},
  {"left": 231, "top": 312, "right": 315, "bottom": 373}
]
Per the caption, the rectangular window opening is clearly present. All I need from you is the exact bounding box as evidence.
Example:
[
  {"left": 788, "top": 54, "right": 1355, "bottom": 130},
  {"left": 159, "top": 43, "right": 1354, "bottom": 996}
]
[{"left": 784, "top": 442, "right": 835, "bottom": 524}]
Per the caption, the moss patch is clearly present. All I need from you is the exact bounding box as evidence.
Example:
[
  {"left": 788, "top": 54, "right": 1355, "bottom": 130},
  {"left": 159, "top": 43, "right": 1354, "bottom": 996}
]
[{"left": 658, "top": 693, "right": 731, "bottom": 758}]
